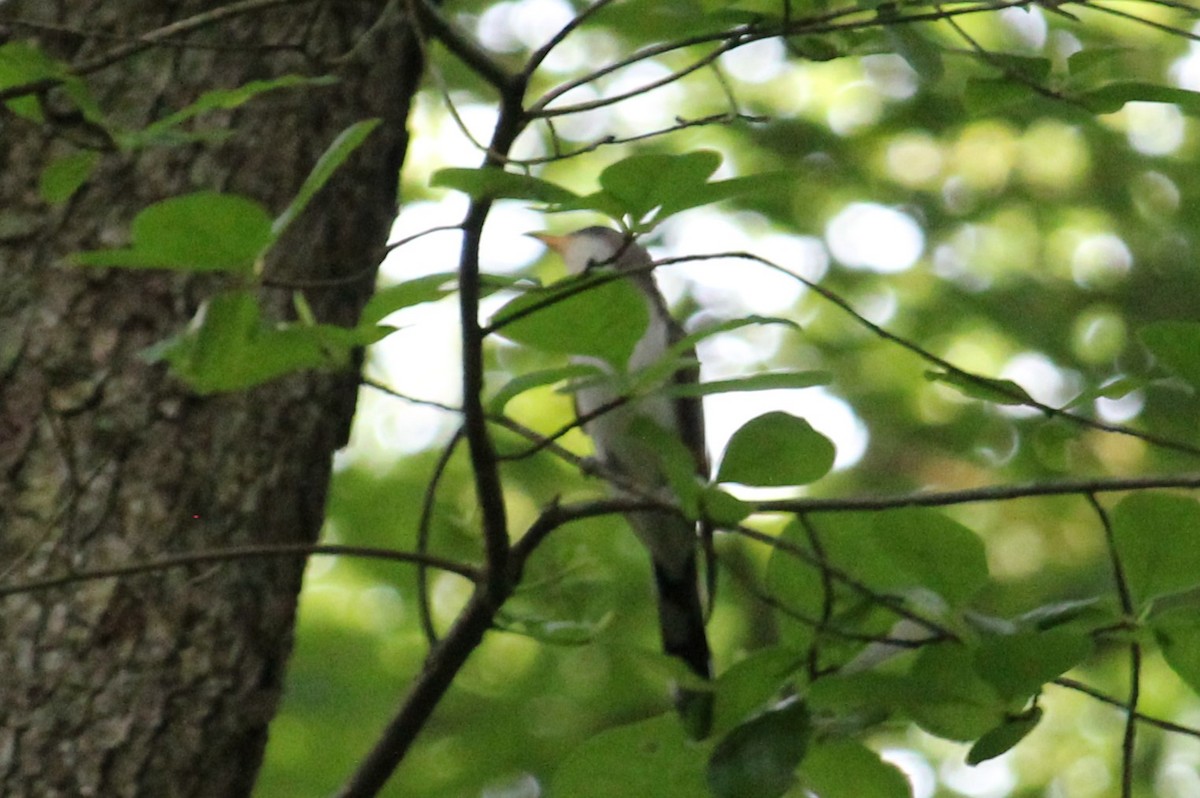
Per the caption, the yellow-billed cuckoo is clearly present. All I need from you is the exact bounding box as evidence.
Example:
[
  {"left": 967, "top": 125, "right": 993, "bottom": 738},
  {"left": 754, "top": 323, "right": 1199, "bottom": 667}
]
[{"left": 530, "top": 226, "right": 713, "bottom": 737}]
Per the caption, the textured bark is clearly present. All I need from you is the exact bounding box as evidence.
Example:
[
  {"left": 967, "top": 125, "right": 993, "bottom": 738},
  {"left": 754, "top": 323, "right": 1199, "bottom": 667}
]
[{"left": 0, "top": 1, "right": 420, "bottom": 795}]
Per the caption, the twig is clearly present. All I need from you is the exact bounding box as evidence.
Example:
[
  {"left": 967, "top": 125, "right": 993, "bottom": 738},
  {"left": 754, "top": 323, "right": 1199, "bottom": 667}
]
[
  {"left": 0, "top": 542, "right": 479, "bottom": 598},
  {"left": 758, "top": 472, "right": 1200, "bottom": 513},
  {"left": 333, "top": 498, "right": 645, "bottom": 798},
  {"left": 1083, "top": 1, "right": 1200, "bottom": 42},
  {"left": 1088, "top": 494, "right": 1139, "bottom": 798},
  {"left": 1054, "top": 677, "right": 1199, "bottom": 738},
  {"left": 523, "top": 0, "right": 619, "bottom": 78},
  {"left": 416, "top": 427, "right": 465, "bottom": 646},
  {"left": 659, "top": 250, "right": 1200, "bottom": 459},
  {"left": 409, "top": 0, "right": 518, "bottom": 92},
  {"left": 733, "top": 523, "right": 957, "bottom": 640}
]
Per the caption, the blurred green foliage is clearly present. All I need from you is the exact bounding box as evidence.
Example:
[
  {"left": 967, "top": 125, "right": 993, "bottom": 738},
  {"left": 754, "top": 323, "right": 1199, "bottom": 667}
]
[{"left": 252, "top": 0, "right": 1200, "bottom": 796}]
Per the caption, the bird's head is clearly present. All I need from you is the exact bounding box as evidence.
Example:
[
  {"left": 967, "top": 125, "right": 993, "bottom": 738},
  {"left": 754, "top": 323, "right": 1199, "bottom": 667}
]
[{"left": 528, "top": 226, "right": 648, "bottom": 276}]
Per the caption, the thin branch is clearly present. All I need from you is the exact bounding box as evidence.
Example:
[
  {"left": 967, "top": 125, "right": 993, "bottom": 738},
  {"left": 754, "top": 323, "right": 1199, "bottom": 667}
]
[
  {"left": 498, "top": 394, "right": 630, "bottom": 461},
  {"left": 262, "top": 262, "right": 380, "bottom": 290},
  {"left": 361, "top": 377, "right": 463, "bottom": 415},
  {"left": 0, "top": 0, "right": 302, "bottom": 105},
  {"left": 758, "top": 472, "right": 1200, "bottom": 514},
  {"left": 733, "top": 523, "right": 958, "bottom": 640},
  {"left": 526, "top": 0, "right": 1040, "bottom": 115},
  {"left": 336, "top": 31, "right": 534, "bottom": 797},
  {"left": 530, "top": 35, "right": 745, "bottom": 119},
  {"left": 333, "top": 498, "right": 646, "bottom": 798},
  {"left": 523, "top": 0, "right": 619, "bottom": 78},
  {"left": 660, "top": 250, "right": 1200, "bottom": 459},
  {"left": 72, "top": 0, "right": 302, "bottom": 72},
  {"left": 748, "top": 581, "right": 940, "bottom": 648},
  {"left": 385, "top": 223, "right": 463, "bottom": 253},
  {"left": 1053, "top": 677, "right": 1199, "bottom": 738},
  {"left": 1087, "top": 494, "right": 1139, "bottom": 798},
  {"left": 0, "top": 543, "right": 479, "bottom": 599},
  {"left": 1083, "top": 1, "right": 1200, "bottom": 42},
  {"left": 0, "top": 16, "right": 304, "bottom": 53},
  {"left": 516, "top": 111, "right": 767, "bottom": 167},
  {"left": 333, "top": 588, "right": 501, "bottom": 798},
  {"left": 409, "top": 0, "right": 518, "bottom": 92},
  {"left": 416, "top": 426, "right": 465, "bottom": 646},
  {"left": 800, "top": 512, "right": 839, "bottom": 679},
  {"left": 939, "top": 4, "right": 1080, "bottom": 106}
]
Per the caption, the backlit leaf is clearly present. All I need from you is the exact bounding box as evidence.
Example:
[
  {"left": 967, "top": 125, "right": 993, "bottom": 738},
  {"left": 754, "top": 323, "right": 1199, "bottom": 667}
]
[{"left": 716, "top": 412, "right": 835, "bottom": 486}]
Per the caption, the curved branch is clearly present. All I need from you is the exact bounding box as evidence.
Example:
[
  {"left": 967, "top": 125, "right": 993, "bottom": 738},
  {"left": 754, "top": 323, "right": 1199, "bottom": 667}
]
[
  {"left": 659, "top": 250, "right": 1200, "bottom": 459},
  {"left": 409, "top": 0, "right": 518, "bottom": 92},
  {"left": 333, "top": 497, "right": 649, "bottom": 798}
]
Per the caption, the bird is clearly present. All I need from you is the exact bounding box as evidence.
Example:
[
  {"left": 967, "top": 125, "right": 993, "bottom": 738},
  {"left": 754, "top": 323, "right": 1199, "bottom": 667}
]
[{"left": 529, "top": 226, "right": 714, "bottom": 738}]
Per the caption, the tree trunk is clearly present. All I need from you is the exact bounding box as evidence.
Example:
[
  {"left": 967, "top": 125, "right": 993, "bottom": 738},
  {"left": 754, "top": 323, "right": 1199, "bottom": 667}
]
[{"left": 0, "top": 2, "right": 421, "bottom": 795}]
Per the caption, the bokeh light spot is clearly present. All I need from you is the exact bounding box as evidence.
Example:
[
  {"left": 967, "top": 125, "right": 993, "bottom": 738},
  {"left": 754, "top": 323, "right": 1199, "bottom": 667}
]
[{"left": 826, "top": 202, "right": 924, "bottom": 273}]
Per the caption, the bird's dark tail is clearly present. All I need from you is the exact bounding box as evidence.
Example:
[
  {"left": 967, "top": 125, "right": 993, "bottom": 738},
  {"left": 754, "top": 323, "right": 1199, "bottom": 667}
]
[{"left": 653, "top": 554, "right": 713, "bottom": 739}]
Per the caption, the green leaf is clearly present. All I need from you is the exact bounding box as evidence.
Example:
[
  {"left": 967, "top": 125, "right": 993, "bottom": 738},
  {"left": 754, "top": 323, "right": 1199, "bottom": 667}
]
[
  {"left": 1152, "top": 605, "right": 1200, "bottom": 697},
  {"left": 632, "top": 316, "right": 800, "bottom": 393},
  {"left": 857, "top": 509, "right": 989, "bottom": 608},
  {"left": 808, "top": 670, "right": 909, "bottom": 715},
  {"left": 905, "top": 643, "right": 1007, "bottom": 741},
  {"left": 145, "top": 290, "right": 374, "bottom": 393},
  {"left": 541, "top": 151, "right": 788, "bottom": 229},
  {"left": 489, "top": 363, "right": 605, "bottom": 414},
  {"left": 707, "top": 700, "right": 810, "bottom": 798},
  {"left": 1112, "top": 493, "right": 1200, "bottom": 608},
  {"left": 663, "top": 370, "right": 832, "bottom": 398},
  {"left": 699, "top": 486, "right": 753, "bottom": 527},
  {"left": 1017, "top": 596, "right": 1111, "bottom": 631},
  {"left": 787, "top": 36, "right": 844, "bottom": 62},
  {"left": 1140, "top": 321, "right": 1200, "bottom": 390},
  {"left": 765, "top": 514, "right": 974, "bottom": 669},
  {"left": 490, "top": 274, "right": 649, "bottom": 368},
  {"left": 657, "top": 172, "right": 793, "bottom": 222},
  {"left": 925, "top": 369, "right": 1033, "bottom": 405},
  {"left": 273, "top": 118, "right": 381, "bottom": 239},
  {"left": 800, "top": 738, "right": 911, "bottom": 798},
  {"left": 1063, "top": 375, "right": 1147, "bottom": 409},
  {"left": 716, "top": 412, "right": 835, "bottom": 486},
  {"left": 73, "top": 192, "right": 273, "bottom": 274},
  {"left": 964, "top": 78, "right": 1035, "bottom": 115},
  {"left": 973, "top": 630, "right": 1092, "bottom": 702},
  {"left": 131, "top": 74, "right": 339, "bottom": 148},
  {"left": 431, "top": 167, "right": 580, "bottom": 204},
  {"left": 764, "top": 521, "right": 826, "bottom": 652},
  {"left": 549, "top": 189, "right": 631, "bottom": 221},
  {"left": 39, "top": 150, "right": 100, "bottom": 205},
  {"left": 551, "top": 714, "right": 709, "bottom": 798},
  {"left": 988, "top": 54, "right": 1053, "bottom": 82},
  {"left": 1067, "top": 48, "right": 1131, "bottom": 77},
  {"left": 599, "top": 150, "right": 722, "bottom": 224},
  {"left": 1080, "top": 83, "right": 1200, "bottom": 115},
  {"left": 494, "top": 607, "right": 612, "bottom": 645},
  {"left": 0, "top": 41, "right": 69, "bottom": 121},
  {"left": 710, "top": 649, "right": 805, "bottom": 737},
  {"left": 589, "top": 0, "right": 741, "bottom": 46},
  {"left": 967, "top": 707, "right": 1043, "bottom": 765},
  {"left": 359, "top": 272, "right": 460, "bottom": 327}
]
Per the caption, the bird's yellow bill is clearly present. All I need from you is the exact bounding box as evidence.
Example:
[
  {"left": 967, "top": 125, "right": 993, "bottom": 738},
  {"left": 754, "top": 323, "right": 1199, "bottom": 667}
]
[{"left": 527, "top": 231, "right": 570, "bottom": 256}]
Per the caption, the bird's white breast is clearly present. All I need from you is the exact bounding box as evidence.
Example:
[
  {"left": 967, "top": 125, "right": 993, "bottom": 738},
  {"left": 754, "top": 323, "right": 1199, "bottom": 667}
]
[{"left": 572, "top": 290, "right": 675, "bottom": 484}]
